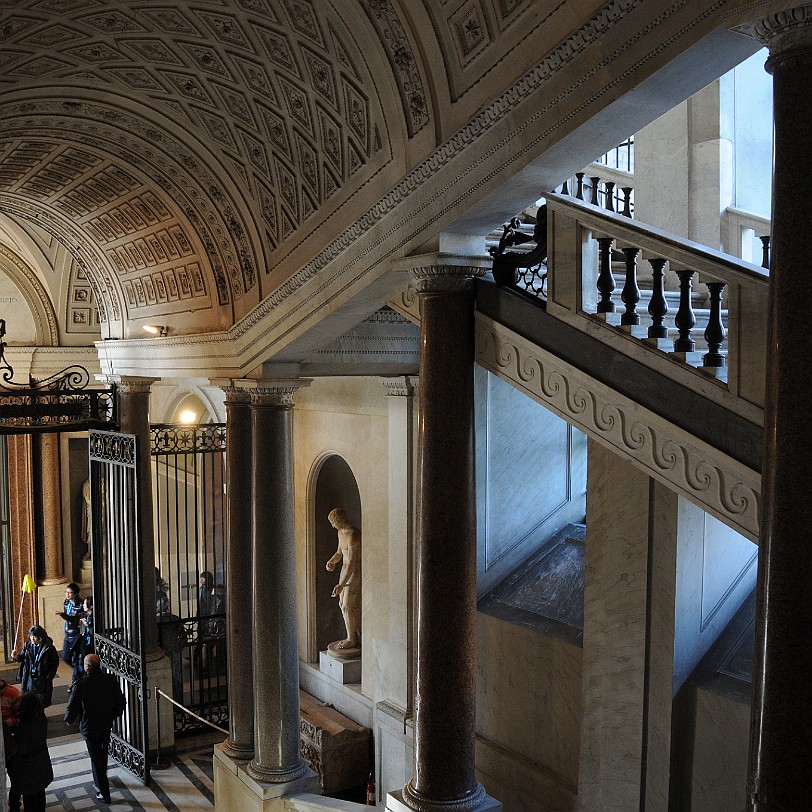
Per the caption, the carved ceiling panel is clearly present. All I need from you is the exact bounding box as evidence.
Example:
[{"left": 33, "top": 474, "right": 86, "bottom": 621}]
[{"left": 0, "top": 1, "right": 394, "bottom": 329}]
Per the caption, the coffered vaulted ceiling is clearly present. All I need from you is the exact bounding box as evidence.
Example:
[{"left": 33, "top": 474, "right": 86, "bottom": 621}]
[{"left": 0, "top": 0, "right": 424, "bottom": 337}]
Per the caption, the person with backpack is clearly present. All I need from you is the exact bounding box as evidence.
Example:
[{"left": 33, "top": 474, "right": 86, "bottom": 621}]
[
  {"left": 11, "top": 626, "right": 59, "bottom": 708},
  {"left": 64, "top": 654, "right": 126, "bottom": 804}
]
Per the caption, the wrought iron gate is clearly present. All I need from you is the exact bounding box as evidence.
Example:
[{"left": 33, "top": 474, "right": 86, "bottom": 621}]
[
  {"left": 151, "top": 423, "right": 227, "bottom": 735},
  {"left": 89, "top": 430, "right": 150, "bottom": 783}
]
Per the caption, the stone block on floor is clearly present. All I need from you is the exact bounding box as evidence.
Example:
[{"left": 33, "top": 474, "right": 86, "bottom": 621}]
[{"left": 300, "top": 690, "right": 370, "bottom": 795}]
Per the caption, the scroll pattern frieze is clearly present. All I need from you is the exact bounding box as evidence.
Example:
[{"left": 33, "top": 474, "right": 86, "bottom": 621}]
[{"left": 476, "top": 316, "right": 761, "bottom": 541}]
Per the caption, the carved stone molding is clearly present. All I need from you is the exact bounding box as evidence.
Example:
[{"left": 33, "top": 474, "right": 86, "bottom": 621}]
[
  {"left": 752, "top": 4, "right": 812, "bottom": 52},
  {"left": 475, "top": 314, "right": 761, "bottom": 541},
  {"left": 0, "top": 243, "right": 59, "bottom": 346},
  {"left": 381, "top": 376, "right": 418, "bottom": 397},
  {"left": 361, "top": 0, "right": 429, "bottom": 137}
]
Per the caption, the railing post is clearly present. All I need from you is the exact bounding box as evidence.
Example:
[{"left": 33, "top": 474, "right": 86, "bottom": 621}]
[
  {"left": 647, "top": 258, "right": 669, "bottom": 339},
  {"left": 760, "top": 235, "right": 771, "bottom": 270},
  {"left": 604, "top": 181, "right": 616, "bottom": 212},
  {"left": 590, "top": 176, "right": 601, "bottom": 206},
  {"left": 575, "top": 172, "right": 585, "bottom": 200},
  {"left": 620, "top": 247, "right": 641, "bottom": 326},
  {"left": 673, "top": 269, "right": 696, "bottom": 353},
  {"left": 621, "top": 187, "right": 633, "bottom": 218},
  {"left": 703, "top": 281, "right": 727, "bottom": 368},
  {"left": 596, "top": 237, "right": 616, "bottom": 313}
]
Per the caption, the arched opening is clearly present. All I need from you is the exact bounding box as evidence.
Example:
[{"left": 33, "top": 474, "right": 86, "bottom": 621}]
[{"left": 311, "top": 454, "right": 362, "bottom": 662}]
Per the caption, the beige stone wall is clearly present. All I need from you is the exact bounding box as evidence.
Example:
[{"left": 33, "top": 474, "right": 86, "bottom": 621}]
[
  {"left": 476, "top": 612, "right": 582, "bottom": 811},
  {"left": 294, "top": 377, "right": 390, "bottom": 698}
]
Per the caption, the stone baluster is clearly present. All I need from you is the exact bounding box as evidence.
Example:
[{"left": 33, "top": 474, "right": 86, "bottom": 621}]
[
  {"left": 561, "top": 178, "right": 570, "bottom": 195},
  {"left": 604, "top": 181, "right": 616, "bottom": 212},
  {"left": 647, "top": 258, "right": 669, "bottom": 339},
  {"left": 590, "top": 176, "right": 601, "bottom": 206},
  {"left": 760, "top": 235, "right": 771, "bottom": 269},
  {"left": 744, "top": 8, "right": 812, "bottom": 810},
  {"left": 620, "top": 247, "right": 641, "bottom": 326},
  {"left": 673, "top": 270, "right": 696, "bottom": 353},
  {"left": 596, "top": 237, "right": 616, "bottom": 313},
  {"left": 575, "top": 172, "right": 586, "bottom": 200},
  {"left": 703, "top": 282, "right": 727, "bottom": 368},
  {"left": 621, "top": 187, "right": 634, "bottom": 217}
]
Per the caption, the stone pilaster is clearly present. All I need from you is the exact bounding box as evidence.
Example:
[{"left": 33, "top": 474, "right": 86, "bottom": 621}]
[
  {"left": 246, "top": 379, "right": 310, "bottom": 784},
  {"left": 744, "top": 7, "right": 812, "bottom": 811},
  {"left": 222, "top": 384, "right": 255, "bottom": 760},
  {"left": 385, "top": 255, "right": 499, "bottom": 812},
  {"left": 114, "top": 377, "right": 160, "bottom": 659}
]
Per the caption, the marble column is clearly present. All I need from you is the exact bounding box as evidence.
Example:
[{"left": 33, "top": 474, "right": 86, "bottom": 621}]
[
  {"left": 746, "top": 8, "right": 812, "bottom": 810},
  {"left": 116, "top": 377, "right": 160, "bottom": 658},
  {"left": 35, "top": 433, "right": 66, "bottom": 585},
  {"left": 247, "top": 380, "right": 309, "bottom": 783},
  {"left": 393, "top": 256, "right": 496, "bottom": 812},
  {"left": 223, "top": 385, "right": 254, "bottom": 760}
]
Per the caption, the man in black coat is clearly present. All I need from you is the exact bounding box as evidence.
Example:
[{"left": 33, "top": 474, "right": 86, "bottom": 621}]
[{"left": 64, "top": 654, "right": 126, "bottom": 804}]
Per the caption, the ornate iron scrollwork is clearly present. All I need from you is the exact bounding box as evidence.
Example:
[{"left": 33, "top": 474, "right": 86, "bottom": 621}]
[{"left": 0, "top": 319, "right": 117, "bottom": 433}]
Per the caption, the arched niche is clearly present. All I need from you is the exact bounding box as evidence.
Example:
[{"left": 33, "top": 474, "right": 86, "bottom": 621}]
[{"left": 308, "top": 453, "right": 362, "bottom": 663}]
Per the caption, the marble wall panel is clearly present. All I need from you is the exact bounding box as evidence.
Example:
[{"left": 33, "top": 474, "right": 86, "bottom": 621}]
[{"left": 476, "top": 611, "right": 582, "bottom": 790}]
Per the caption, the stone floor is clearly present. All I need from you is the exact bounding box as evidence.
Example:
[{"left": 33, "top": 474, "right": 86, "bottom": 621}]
[{"left": 8, "top": 660, "right": 217, "bottom": 811}]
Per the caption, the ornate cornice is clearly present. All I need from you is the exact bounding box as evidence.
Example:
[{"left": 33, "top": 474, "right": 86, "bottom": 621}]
[{"left": 476, "top": 315, "right": 760, "bottom": 541}]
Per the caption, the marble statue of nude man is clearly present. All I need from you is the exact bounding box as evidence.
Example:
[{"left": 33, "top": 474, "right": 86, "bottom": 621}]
[{"left": 326, "top": 508, "right": 361, "bottom": 653}]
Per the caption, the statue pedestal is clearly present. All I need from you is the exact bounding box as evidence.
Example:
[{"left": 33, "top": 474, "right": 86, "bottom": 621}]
[{"left": 320, "top": 650, "right": 361, "bottom": 685}]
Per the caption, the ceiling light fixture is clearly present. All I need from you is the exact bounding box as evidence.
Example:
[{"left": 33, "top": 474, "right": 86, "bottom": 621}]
[{"left": 143, "top": 324, "right": 168, "bottom": 337}]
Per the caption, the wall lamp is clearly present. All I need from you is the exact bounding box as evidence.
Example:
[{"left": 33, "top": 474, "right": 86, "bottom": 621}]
[{"left": 143, "top": 324, "right": 168, "bottom": 337}]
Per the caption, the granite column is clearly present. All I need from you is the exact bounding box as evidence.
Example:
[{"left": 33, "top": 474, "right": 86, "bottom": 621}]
[
  {"left": 393, "top": 257, "right": 496, "bottom": 812},
  {"left": 247, "top": 380, "right": 308, "bottom": 783},
  {"left": 223, "top": 385, "right": 254, "bottom": 760},
  {"left": 746, "top": 7, "right": 812, "bottom": 811}
]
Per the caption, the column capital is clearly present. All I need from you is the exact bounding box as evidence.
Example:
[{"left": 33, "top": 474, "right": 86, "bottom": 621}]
[
  {"left": 97, "top": 375, "right": 156, "bottom": 395},
  {"left": 391, "top": 253, "right": 490, "bottom": 293},
  {"left": 237, "top": 378, "right": 312, "bottom": 407},
  {"left": 381, "top": 376, "right": 419, "bottom": 397},
  {"left": 734, "top": 4, "right": 812, "bottom": 65},
  {"left": 211, "top": 379, "right": 254, "bottom": 405}
]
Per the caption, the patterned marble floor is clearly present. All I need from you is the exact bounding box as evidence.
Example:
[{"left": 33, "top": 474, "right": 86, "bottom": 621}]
[{"left": 8, "top": 661, "right": 217, "bottom": 811}]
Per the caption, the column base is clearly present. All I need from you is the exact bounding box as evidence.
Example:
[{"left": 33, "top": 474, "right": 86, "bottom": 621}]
[
  {"left": 214, "top": 743, "right": 319, "bottom": 811},
  {"left": 222, "top": 740, "right": 255, "bottom": 760},
  {"left": 387, "top": 785, "right": 502, "bottom": 812}
]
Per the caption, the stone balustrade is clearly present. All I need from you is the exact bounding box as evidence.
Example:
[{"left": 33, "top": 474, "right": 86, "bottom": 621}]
[{"left": 533, "top": 192, "right": 768, "bottom": 411}]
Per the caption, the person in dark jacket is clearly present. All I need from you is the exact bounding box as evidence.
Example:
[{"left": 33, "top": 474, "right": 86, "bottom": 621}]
[
  {"left": 64, "top": 653, "right": 126, "bottom": 804},
  {"left": 53, "top": 582, "right": 84, "bottom": 686},
  {"left": 8, "top": 692, "right": 53, "bottom": 812},
  {"left": 11, "top": 626, "right": 59, "bottom": 708}
]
